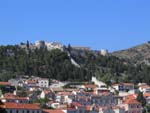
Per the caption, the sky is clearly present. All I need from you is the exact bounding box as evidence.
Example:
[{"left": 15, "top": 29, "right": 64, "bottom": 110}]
[{"left": 0, "top": 0, "right": 150, "bottom": 52}]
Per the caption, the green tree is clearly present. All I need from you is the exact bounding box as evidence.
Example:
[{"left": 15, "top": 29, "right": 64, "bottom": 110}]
[
  {"left": 17, "top": 90, "right": 28, "bottom": 97},
  {"left": 26, "top": 40, "right": 29, "bottom": 49},
  {"left": 137, "top": 91, "right": 146, "bottom": 107}
]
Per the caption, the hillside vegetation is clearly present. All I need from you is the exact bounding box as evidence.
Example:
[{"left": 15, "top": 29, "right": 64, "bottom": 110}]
[
  {"left": 112, "top": 42, "right": 150, "bottom": 64},
  {"left": 0, "top": 43, "right": 150, "bottom": 84}
]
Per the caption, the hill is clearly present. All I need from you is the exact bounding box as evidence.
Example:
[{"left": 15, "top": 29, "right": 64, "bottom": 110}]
[
  {"left": 0, "top": 42, "right": 150, "bottom": 84},
  {"left": 112, "top": 42, "right": 150, "bottom": 64}
]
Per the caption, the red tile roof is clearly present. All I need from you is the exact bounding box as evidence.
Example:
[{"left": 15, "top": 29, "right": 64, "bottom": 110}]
[
  {"left": 43, "top": 109, "right": 64, "bottom": 113},
  {"left": 125, "top": 94, "right": 137, "bottom": 100},
  {"left": 144, "top": 93, "right": 150, "bottom": 97},
  {"left": 1, "top": 93, "right": 28, "bottom": 100},
  {"left": 71, "top": 102, "right": 82, "bottom": 107},
  {"left": 85, "top": 105, "right": 92, "bottom": 111},
  {"left": 113, "top": 83, "right": 134, "bottom": 86},
  {"left": 27, "top": 80, "right": 36, "bottom": 84},
  {"left": 4, "top": 93, "right": 15, "bottom": 98},
  {"left": 1, "top": 97, "right": 28, "bottom": 100},
  {"left": 0, "top": 82, "right": 10, "bottom": 86},
  {"left": 57, "top": 92, "right": 72, "bottom": 96},
  {"left": 84, "top": 84, "right": 97, "bottom": 89},
  {"left": 140, "top": 85, "right": 150, "bottom": 89},
  {"left": 123, "top": 83, "right": 134, "bottom": 86},
  {"left": 123, "top": 99, "right": 141, "bottom": 105},
  {"left": 112, "top": 106, "right": 125, "bottom": 110},
  {"left": 1, "top": 102, "right": 40, "bottom": 110}
]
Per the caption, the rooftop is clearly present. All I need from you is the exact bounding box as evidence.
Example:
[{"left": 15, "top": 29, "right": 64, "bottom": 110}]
[{"left": 1, "top": 102, "right": 41, "bottom": 110}]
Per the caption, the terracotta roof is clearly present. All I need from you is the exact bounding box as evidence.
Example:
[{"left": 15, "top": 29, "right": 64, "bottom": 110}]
[
  {"left": 51, "top": 88, "right": 64, "bottom": 92},
  {"left": 84, "top": 84, "right": 97, "bottom": 89},
  {"left": 43, "top": 109, "right": 64, "bottom": 113},
  {"left": 124, "top": 83, "right": 134, "bottom": 86},
  {"left": 101, "top": 92, "right": 111, "bottom": 96},
  {"left": 112, "top": 83, "right": 119, "bottom": 86},
  {"left": 1, "top": 102, "right": 41, "bottom": 110},
  {"left": 71, "top": 102, "right": 82, "bottom": 107},
  {"left": 113, "top": 83, "right": 134, "bottom": 86},
  {"left": 1, "top": 93, "right": 28, "bottom": 100},
  {"left": 125, "top": 94, "right": 137, "bottom": 100},
  {"left": 57, "top": 92, "right": 71, "bottom": 96},
  {"left": 123, "top": 99, "right": 141, "bottom": 105},
  {"left": 144, "top": 93, "right": 150, "bottom": 97},
  {"left": 4, "top": 93, "right": 15, "bottom": 98},
  {"left": 77, "top": 96, "right": 90, "bottom": 100},
  {"left": 43, "top": 90, "right": 51, "bottom": 94},
  {"left": 112, "top": 106, "right": 125, "bottom": 110},
  {"left": 85, "top": 105, "right": 92, "bottom": 111},
  {"left": 140, "top": 85, "right": 150, "bottom": 89},
  {"left": 1, "top": 97, "right": 28, "bottom": 100},
  {"left": 27, "top": 80, "right": 36, "bottom": 84},
  {"left": 0, "top": 82, "right": 10, "bottom": 86}
]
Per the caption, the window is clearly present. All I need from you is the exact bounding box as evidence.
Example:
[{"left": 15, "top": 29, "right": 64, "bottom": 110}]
[
  {"left": 10, "top": 110, "right": 12, "bottom": 113},
  {"left": 27, "top": 110, "right": 30, "bottom": 113}
]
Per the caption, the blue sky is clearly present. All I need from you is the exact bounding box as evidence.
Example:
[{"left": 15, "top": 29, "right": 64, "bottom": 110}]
[{"left": 0, "top": 0, "right": 150, "bottom": 52}]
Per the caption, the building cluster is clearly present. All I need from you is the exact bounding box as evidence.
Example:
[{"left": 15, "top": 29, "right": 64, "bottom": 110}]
[
  {"left": 19, "top": 41, "right": 109, "bottom": 56},
  {"left": 20, "top": 40, "right": 63, "bottom": 51},
  {"left": 8, "top": 76, "right": 49, "bottom": 89},
  {"left": 72, "top": 46, "right": 91, "bottom": 51},
  {"left": 100, "top": 49, "right": 108, "bottom": 56},
  {"left": 35, "top": 41, "right": 63, "bottom": 51},
  {"left": 0, "top": 76, "right": 148, "bottom": 113},
  {"left": 72, "top": 47, "right": 108, "bottom": 56}
]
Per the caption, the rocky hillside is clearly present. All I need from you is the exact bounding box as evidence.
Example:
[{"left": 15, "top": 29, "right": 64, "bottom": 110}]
[
  {"left": 1, "top": 42, "right": 150, "bottom": 84},
  {"left": 112, "top": 42, "right": 150, "bottom": 64}
]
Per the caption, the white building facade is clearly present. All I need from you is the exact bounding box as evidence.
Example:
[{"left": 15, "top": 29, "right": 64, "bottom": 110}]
[{"left": 38, "top": 78, "right": 49, "bottom": 88}]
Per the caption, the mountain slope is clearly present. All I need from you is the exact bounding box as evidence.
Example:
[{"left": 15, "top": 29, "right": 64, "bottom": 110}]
[
  {"left": 1, "top": 42, "right": 150, "bottom": 84},
  {"left": 112, "top": 42, "right": 150, "bottom": 64}
]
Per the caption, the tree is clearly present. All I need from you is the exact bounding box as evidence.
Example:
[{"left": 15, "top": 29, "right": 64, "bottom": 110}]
[
  {"left": 137, "top": 91, "right": 146, "bottom": 107},
  {"left": 68, "top": 44, "right": 72, "bottom": 52},
  {"left": 26, "top": 40, "right": 29, "bottom": 49},
  {"left": 33, "top": 97, "right": 49, "bottom": 108},
  {"left": 17, "top": 90, "right": 28, "bottom": 97}
]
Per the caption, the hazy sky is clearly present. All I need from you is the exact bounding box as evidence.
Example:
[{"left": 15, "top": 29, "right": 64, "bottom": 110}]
[{"left": 0, "top": 0, "right": 150, "bottom": 52}]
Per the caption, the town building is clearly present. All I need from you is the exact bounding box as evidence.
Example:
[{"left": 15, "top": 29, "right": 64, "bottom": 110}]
[
  {"left": 121, "top": 99, "right": 142, "bottom": 113},
  {"left": 38, "top": 78, "right": 49, "bottom": 88},
  {"left": 100, "top": 49, "right": 108, "bottom": 56},
  {"left": 0, "top": 102, "right": 42, "bottom": 113},
  {"left": 35, "top": 40, "right": 45, "bottom": 49},
  {"left": 72, "top": 46, "right": 91, "bottom": 51},
  {"left": 45, "top": 42, "right": 63, "bottom": 51},
  {"left": 0, "top": 93, "right": 30, "bottom": 104},
  {"left": 91, "top": 76, "right": 107, "bottom": 88},
  {"left": 91, "top": 93, "right": 120, "bottom": 106},
  {"left": 112, "top": 83, "right": 134, "bottom": 92}
]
